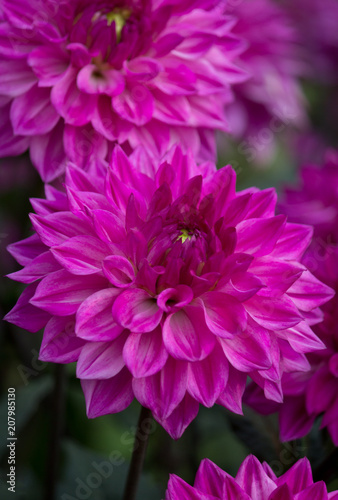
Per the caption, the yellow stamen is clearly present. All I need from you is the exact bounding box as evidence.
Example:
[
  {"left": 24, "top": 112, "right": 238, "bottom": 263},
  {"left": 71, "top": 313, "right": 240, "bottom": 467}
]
[
  {"left": 177, "top": 228, "right": 192, "bottom": 243},
  {"left": 106, "top": 8, "right": 131, "bottom": 42}
]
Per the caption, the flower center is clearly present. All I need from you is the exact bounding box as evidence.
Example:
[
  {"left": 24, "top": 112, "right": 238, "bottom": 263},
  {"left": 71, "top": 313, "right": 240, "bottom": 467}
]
[
  {"left": 177, "top": 228, "right": 195, "bottom": 243},
  {"left": 106, "top": 8, "right": 131, "bottom": 42}
]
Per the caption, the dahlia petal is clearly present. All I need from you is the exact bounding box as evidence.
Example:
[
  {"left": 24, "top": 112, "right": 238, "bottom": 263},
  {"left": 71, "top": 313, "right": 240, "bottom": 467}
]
[
  {"left": 4, "top": 282, "right": 50, "bottom": 332},
  {"left": 153, "top": 93, "right": 191, "bottom": 125},
  {"left": 39, "top": 315, "right": 85, "bottom": 363},
  {"left": 166, "top": 475, "right": 215, "bottom": 500},
  {"left": 7, "top": 251, "right": 60, "bottom": 283},
  {"left": 123, "top": 327, "right": 168, "bottom": 378},
  {"left": 246, "top": 188, "right": 277, "bottom": 219},
  {"left": 235, "top": 215, "right": 286, "bottom": 257},
  {"left": 295, "top": 482, "right": 328, "bottom": 500},
  {"left": 305, "top": 366, "right": 336, "bottom": 414},
  {"left": 217, "top": 365, "right": 247, "bottom": 414},
  {"left": 30, "top": 270, "right": 107, "bottom": 316},
  {"left": 223, "top": 477, "right": 251, "bottom": 500},
  {"left": 271, "top": 223, "right": 313, "bottom": 260},
  {"left": 194, "top": 459, "right": 229, "bottom": 497},
  {"left": 286, "top": 270, "right": 334, "bottom": 312},
  {"left": 103, "top": 255, "right": 135, "bottom": 287},
  {"left": 245, "top": 294, "right": 302, "bottom": 330},
  {"left": 30, "top": 211, "right": 93, "bottom": 247},
  {"left": 112, "top": 288, "right": 162, "bottom": 333},
  {"left": 7, "top": 233, "right": 47, "bottom": 266},
  {"left": 151, "top": 33, "right": 184, "bottom": 58},
  {"left": 159, "top": 393, "right": 199, "bottom": 441},
  {"left": 81, "top": 368, "right": 133, "bottom": 418},
  {"left": 51, "top": 67, "right": 97, "bottom": 126},
  {"left": 28, "top": 45, "right": 69, "bottom": 86},
  {"left": 221, "top": 317, "right": 273, "bottom": 371},
  {"left": 30, "top": 121, "right": 67, "bottom": 182},
  {"left": 163, "top": 305, "right": 216, "bottom": 362},
  {"left": 0, "top": 59, "right": 36, "bottom": 96},
  {"left": 236, "top": 455, "right": 276, "bottom": 500},
  {"left": 10, "top": 85, "right": 59, "bottom": 135},
  {"left": 275, "top": 458, "right": 313, "bottom": 493},
  {"left": 51, "top": 235, "right": 109, "bottom": 275},
  {"left": 75, "top": 288, "right": 123, "bottom": 342},
  {"left": 77, "top": 64, "right": 125, "bottom": 96},
  {"left": 249, "top": 258, "right": 303, "bottom": 297},
  {"left": 187, "top": 343, "right": 229, "bottom": 407},
  {"left": 112, "top": 83, "right": 154, "bottom": 126},
  {"left": 202, "top": 292, "right": 247, "bottom": 338},
  {"left": 269, "top": 484, "right": 293, "bottom": 500},
  {"left": 124, "top": 57, "right": 162, "bottom": 81},
  {"left": 63, "top": 123, "right": 107, "bottom": 166},
  {"left": 77, "top": 334, "right": 127, "bottom": 379},
  {"left": 0, "top": 113, "right": 29, "bottom": 156},
  {"left": 283, "top": 321, "right": 325, "bottom": 353},
  {"left": 157, "top": 285, "right": 193, "bottom": 312},
  {"left": 329, "top": 353, "right": 338, "bottom": 377},
  {"left": 91, "top": 210, "right": 126, "bottom": 244},
  {"left": 132, "top": 357, "right": 188, "bottom": 420},
  {"left": 279, "top": 396, "right": 315, "bottom": 442}
]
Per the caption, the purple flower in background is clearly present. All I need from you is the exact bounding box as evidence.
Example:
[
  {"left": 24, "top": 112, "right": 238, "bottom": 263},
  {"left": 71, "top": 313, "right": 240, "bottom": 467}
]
[
  {"left": 224, "top": 0, "right": 307, "bottom": 158},
  {"left": 246, "top": 150, "right": 338, "bottom": 445},
  {"left": 165, "top": 455, "right": 338, "bottom": 499},
  {"left": 0, "top": 0, "right": 247, "bottom": 182},
  {"left": 5, "top": 146, "right": 333, "bottom": 438}
]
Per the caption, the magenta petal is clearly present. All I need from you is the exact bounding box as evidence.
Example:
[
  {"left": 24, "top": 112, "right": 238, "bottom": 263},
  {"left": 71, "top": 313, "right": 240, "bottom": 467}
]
[
  {"left": 11, "top": 85, "right": 59, "bottom": 135},
  {"left": 157, "top": 393, "right": 199, "bottom": 441},
  {"left": 123, "top": 327, "right": 168, "bottom": 378},
  {"left": 28, "top": 45, "right": 68, "bottom": 86},
  {"left": 7, "top": 251, "right": 60, "bottom": 283},
  {"left": 132, "top": 357, "right": 188, "bottom": 420},
  {"left": 286, "top": 270, "right": 334, "bottom": 312},
  {"left": 236, "top": 215, "right": 286, "bottom": 257},
  {"left": 30, "top": 270, "right": 107, "bottom": 316},
  {"left": 103, "top": 255, "right": 135, "bottom": 287},
  {"left": 39, "top": 315, "right": 85, "bottom": 363},
  {"left": 51, "top": 66, "right": 97, "bottom": 126},
  {"left": 279, "top": 396, "right": 315, "bottom": 442},
  {"left": 77, "top": 64, "right": 125, "bottom": 96},
  {"left": 76, "top": 288, "right": 124, "bottom": 341},
  {"left": 217, "top": 365, "right": 247, "bottom": 414},
  {"left": 63, "top": 123, "right": 107, "bottom": 167},
  {"left": 269, "top": 484, "right": 293, "bottom": 500},
  {"left": 30, "top": 121, "right": 67, "bottom": 182},
  {"left": 51, "top": 235, "right": 109, "bottom": 275},
  {"left": 166, "top": 475, "right": 214, "bottom": 500},
  {"left": 275, "top": 458, "right": 313, "bottom": 493},
  {"left": 0, "top": 59, "right": 36, "bottom": 96},
  {"left": 163, "top": 304, "right": 216, "bottom": 361},
  {"left": 194, "top": 459, "right": 229, "bottom": 497},
  {"left": 30, "top": 211, "right": 93, "bottom": 247},
  {"left": 202, "top": 292, "right": 247, "bottom": 338},
  {"left": 236, "top": 455, "right": 276, "bottom": 500},
  {"left": 187, "top": 343, "right": 229, "bottom": 407},
  {"left": 221, "top": 317, "right": 273, "bottom": 371},
  {"left": 112, "top": 83, "right": 154, "bottom": 126},
  {"left": 305, "top": 366, "right": 336, "bottom": 414},
  {"left": 223, "top": 477, "right": 251, "bottom": 500},
  {"left": 245, "top": 294, "right": 302, "bottom": 330},
  {"left": 81, "top": 368, "right": 133, "bottom": 418},
  {"left": 295, "top": 482, "right": 328, "bottom": 500},
  {"left": 4, "top": 282, "right": 50, "bottom": 332},
  {"left": 77, "top": 333, "right": 127, "bottom": 379},
  {"left": 7, "top": 233, "right": 46, "bottom": 266},
  {"left": 157, "top": 285, "right": 193, "bottom": 312},
  {"left": 112, "top": 288, "right": 162, "bottom": 333},
  {"left": 271, "top": 223, "right": 313, "bottom": 260}
]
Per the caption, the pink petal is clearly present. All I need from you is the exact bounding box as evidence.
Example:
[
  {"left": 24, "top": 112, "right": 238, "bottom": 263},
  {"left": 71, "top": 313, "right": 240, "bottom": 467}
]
[
  {"left": 269, "top": 484, "right": 293, "bottom": 500},
  {"left": 124, "top": 57, "right": 162, "bottom": 81},
  {"left": 75, "top": 288, "right": 124, "bottom": 342},
  {"left": 123, "top": 327, "right": 168, "bottom": 378},
  {"left": 275, "top": 458, "right": 313, "bottom": 493},
  {"left": 63, "top": 123, "right": 107, "bottom": 166},
  {"left": 112, "top": 82, "right": 154, "bottom": 126},
  {"left": 0, "top": 58, "right": 36, "bottom": 96},
  {"left": 223, "top": 477, "right": 251, "bottom": 500},
  {"left": 159, "top": 393, "right": 200, "bottom": 441},
  {"left": 132, "top": 357, "right": 188, "bottom": 420},
  {"left": 236, "top": 455, "right": 276, "bottom": 500},
  {"left": 163, "top": 304, "right": 216, "bottom": 361},
  {"left": 187, "top": 343, "right": 229, "bottom": 407},
  {"left": 30, "top": 120, "right": 67, "bottom": 182},
  {"left": 194, "top": 459, "right": 229, "bottom": 497},
  {"left": 81, "top": 368, "right": 134, "bottom": 418},
  {"left": 77, "top": 64, "right": 125, "bottom": 96},
  {"left": 51, "top": 66, "right": 97, "bottom": 126},
  {"left": 286, "top": 270, "right": 334, "bottom": 312},
  {"left": 92, "top": 209, "right": 126, "bottom": 244},
  {"left": 30, "top": 270, "right": 107, "bottom": 316},
  {"left": 166, "top": 475, "right": 214, "bottom": 500},
  {"left": 157, "top": 285, "right": 193, "bottom": 312},
  {"left": 103, "top": 255, "right": 135, "bottom": 287},
  {"left": 7, "top": 233, "right": 46, "bottom": 266},
  {"left": 30, "top": 212, "right": 93, "bottom": 247},
  {"left": 51, "top": 235, "right": 109, "bottom": 275},
  {"left": 4, "top": 282, "right": 50, "bottom": 332},
  {"left": 112, "top": 288, "right": 162, "bottom": 333},
  {"left": 77, "top": 333, "right": 128, "bottom": 379},
  {"left": 271, "top": 223, "right": 313, "bottom": 260},
  {"left": 28, "top": 45, "right": 69, "bottom": 86},
  {"left": 279, "top": 396, "right": 315, "bottom": 442},
  {"left": 235, "top": 215, "right": 286, "bottom": 257},
  {"left": 202, "top": 292, "right": 247, "bottom": 339},
  {"left": 39, "top": 315, "right": 85, "bottom": 363},
  {"left": 245, "top": 294, "right": 302, "bottom": 330},
  {"left": 7, "top": 251, "right": 60, "bottom": 283},
  {"left": 305, "top": 366, "right": 336, "bottom": 414},
  {"left": 295, "top": 482, "right": 328, "bottom": 500},
  {"left": 10, "top": 85, "right": 59, "bottom": 135},
  {"left": 217, "top": 365, "right": 247, "bottom": 414}
]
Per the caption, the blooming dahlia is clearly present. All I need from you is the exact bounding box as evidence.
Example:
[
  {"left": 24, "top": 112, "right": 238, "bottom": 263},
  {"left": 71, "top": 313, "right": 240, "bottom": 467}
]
[
  {"left": 0, "top": 0, "right": 246, "bottom": 182},
  {"left": 166, "top": 455, "right": 338, "bottom": 499},
  {"left": 246, "top": 150, "right": 338, "bottom": 445},
  {"left": 5, "top": 146, "right": 333, "bottom": 438}
]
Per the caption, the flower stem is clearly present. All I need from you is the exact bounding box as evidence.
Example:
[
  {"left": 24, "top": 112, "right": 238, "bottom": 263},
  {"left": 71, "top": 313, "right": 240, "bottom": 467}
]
[
  {"left": 44, "top": 364, "right": 66, "bottom": 500},
  {"left": 122, "top": 406, "right": 153, "bottom": 500}
]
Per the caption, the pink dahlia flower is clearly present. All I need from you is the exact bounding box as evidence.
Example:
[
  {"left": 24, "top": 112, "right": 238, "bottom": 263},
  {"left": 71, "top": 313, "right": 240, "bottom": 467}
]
[
  {"left": 224, "top": 0, "right": 306, "bottom": 148},
  {"left": 165, "top": 455, "right": 338, "bottom": 499},
  {"left": 246, "top": 151, "right": 338, "bottom": 445},
  {"left": 0, "top": 0, "right": 247, "bottom": 182},
  {"left": 5, "top": 146, "right": 333, "bottom": 438}
]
